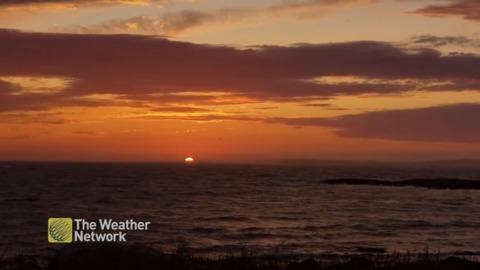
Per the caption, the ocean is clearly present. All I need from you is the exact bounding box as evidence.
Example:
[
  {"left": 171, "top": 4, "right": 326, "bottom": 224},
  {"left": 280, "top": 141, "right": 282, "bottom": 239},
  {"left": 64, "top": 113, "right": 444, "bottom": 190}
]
[{"left": 1, "top": 162, "right": 480, "bottom": 257}]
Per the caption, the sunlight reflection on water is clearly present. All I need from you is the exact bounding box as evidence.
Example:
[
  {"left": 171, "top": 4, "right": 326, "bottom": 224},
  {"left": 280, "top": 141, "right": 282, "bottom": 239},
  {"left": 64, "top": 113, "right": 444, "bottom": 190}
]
[{"left": 1, "top": 162, "right": 480, "bottom": 256}]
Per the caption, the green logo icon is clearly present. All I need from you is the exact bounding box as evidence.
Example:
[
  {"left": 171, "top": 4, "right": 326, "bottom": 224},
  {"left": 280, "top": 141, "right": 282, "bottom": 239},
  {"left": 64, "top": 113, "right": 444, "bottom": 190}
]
[{"left": 48, "top": 218, "right": 73, "bottom": 243}]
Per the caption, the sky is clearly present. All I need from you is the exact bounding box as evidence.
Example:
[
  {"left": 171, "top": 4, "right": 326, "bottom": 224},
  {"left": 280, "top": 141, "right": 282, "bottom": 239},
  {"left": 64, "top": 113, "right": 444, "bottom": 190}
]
[{"left": 1, "top": 0, "right": 480, "bottom": 162}]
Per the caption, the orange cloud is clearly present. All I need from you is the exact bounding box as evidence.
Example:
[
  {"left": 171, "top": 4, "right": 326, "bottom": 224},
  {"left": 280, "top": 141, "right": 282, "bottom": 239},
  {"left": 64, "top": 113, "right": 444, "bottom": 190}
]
[
  {"left": 412, "top": 0, "right": 480, "bottom": 22},
  {"left": 128, "top": 103, "right": 480, "bottom": 143},
  {"left": 54, "top": 0, "right": 378, "bottom": 35},
  {"left": 0, "top": 0, "right": 169, "bottom": 10},
  {"left": 0, "top": 112, "right": 72, "bottom": 125}
]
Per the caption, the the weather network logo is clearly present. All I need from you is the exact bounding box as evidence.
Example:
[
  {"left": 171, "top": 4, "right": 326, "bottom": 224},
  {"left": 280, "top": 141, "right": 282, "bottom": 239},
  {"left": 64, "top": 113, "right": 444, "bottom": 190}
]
[
  {"left": 48, "top": 217, "right": 151, "bottom": 243},
  {"left": 48, "top": 218, "right": 73, "bottom": 243}
]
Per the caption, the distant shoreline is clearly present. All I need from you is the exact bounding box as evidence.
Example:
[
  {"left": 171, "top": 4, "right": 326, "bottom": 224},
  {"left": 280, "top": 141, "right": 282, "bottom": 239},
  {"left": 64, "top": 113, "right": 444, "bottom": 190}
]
[{"left": 1, "top": 159, "right": 480, "bottom": 168}]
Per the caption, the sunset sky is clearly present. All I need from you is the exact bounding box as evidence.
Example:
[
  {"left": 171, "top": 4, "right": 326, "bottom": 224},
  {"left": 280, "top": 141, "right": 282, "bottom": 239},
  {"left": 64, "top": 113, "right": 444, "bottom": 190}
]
[{"left": 1, "top": 0, "right": 480, "bottom": 162}]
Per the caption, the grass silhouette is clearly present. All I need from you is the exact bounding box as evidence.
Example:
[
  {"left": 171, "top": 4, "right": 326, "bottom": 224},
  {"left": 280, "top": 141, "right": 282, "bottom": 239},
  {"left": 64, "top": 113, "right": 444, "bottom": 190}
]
[{"left": 1, "top": 243, "right": 479, "bottom": 270}]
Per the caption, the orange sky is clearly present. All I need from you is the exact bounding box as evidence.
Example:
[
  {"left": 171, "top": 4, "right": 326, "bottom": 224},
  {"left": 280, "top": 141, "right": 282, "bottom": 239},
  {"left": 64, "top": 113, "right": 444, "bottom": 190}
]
[{"left": 1, "top": 0, "right": 480, "bottom": 162}]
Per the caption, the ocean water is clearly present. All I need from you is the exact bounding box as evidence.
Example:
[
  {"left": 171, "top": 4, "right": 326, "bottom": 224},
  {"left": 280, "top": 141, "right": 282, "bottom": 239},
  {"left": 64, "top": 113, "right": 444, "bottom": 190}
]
[{"left": 1, "top": 162, "right": 480, "bottom": 256}]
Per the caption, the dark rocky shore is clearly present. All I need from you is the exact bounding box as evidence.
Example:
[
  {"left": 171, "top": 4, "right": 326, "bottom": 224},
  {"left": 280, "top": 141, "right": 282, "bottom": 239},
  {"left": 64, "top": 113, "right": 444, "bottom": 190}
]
[
  {"left": 325, "top": 178, "right": 480, "bottom": 190},
  {"left": 2, "top": 244, "right": 480, "bottom": 270}
]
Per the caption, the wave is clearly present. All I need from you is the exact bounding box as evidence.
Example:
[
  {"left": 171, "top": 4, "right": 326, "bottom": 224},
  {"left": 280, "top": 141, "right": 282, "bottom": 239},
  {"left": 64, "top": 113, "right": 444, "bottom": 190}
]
[
  {"left": 195, "top": 216, "right": 252, "bottom": 222},
  {"left": 325, "top": 178, "right": 480, "bottom": 190},
  {"left": 189, "top": 227, "right": 229, "bottom": 234}
]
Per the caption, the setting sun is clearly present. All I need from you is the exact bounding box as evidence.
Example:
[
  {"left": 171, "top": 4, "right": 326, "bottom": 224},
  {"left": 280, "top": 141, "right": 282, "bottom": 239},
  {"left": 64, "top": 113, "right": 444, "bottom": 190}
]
[{"left": 185, "top": 157, "right": 194, "bottom": 163}]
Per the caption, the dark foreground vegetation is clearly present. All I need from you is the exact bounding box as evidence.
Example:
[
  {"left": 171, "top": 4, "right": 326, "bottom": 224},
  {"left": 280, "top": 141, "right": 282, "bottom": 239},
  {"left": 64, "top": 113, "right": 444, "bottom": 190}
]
[
  {"left": 325, "top": 178, "right": 480, "bottom": 190},
  {"left": 1, "top": 244, "right": 479, "bottom": 270}
]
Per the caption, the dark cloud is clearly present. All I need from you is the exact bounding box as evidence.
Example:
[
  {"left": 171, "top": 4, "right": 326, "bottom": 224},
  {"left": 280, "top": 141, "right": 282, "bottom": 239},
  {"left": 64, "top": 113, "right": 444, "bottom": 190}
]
[
  {"left": 0, "top": 112, "right": 72, "bottom": 124},
  {"left": 301, "top": 103, "right": 333, "bottom": 107},
  {"left": 0, "top": 80, "right": 21, "bottom": 94},
  {"left": 256, "top": 106, "right": 279, "bottom": 110},
  {"left": 301, "top": 103, "right": 347, "bottom": 110},
  {"left": 132, "top": 114, "right": 263, "bottom": 123},
  {"left": 270, "top": 103, "right": 480, "bottom": 143},
  {"left": 411, "top": 35, "right": 480, "bottom": 48},
  {"left": 0, "top": 92, "right": 132, "bottom": 112},
  {"left": 412, "top": 0, "right": 480, "bottom": 21},
  {"left": 150, "top": 106, "right": 212, "bottom": 113},
  {"left": 131, "top": 103, "right": 480, "bottom": 143},
  {"left": 1, "top": 29, "right": 480, "bottom": 113},
  {"left": 0, "top": 93, "right": 58, "bottom": 112}
]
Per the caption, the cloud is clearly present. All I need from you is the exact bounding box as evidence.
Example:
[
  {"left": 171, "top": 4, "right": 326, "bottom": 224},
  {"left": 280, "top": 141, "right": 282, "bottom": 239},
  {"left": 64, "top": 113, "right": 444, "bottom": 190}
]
[
  {"left": 412, "top": 0, "right": 480, "bottom": 21},
  {"left": 255, "top": 106, "right": 279, "bottom": 110},
  {"left": 411, "top": 35, "right": 480, "bottom": 48},
  {"left": 132, "top": 113, "right": 264, "bottom": 123},
  {"left": 301, "top": 103, "right": 347, "bottom": 110},
  {"left": 0, "top": 0, "right": 125, "bottom": 5},
  {"left": 130, "top": 103, "right": 480, "bottom": 143},
  {"left": 1, "top": 29, "right": 480, "bottom": 114},
  {"left": 270, "top": 103, "right": 480, "bottom": 143},
  {"left": 0, "top": 79, "right": 21, "bottom": 94},
  {"left": 0, "top": 112, "right": 72, "bottom": 124},
  {"left": 150, "top": 106, "right": 212, "bottom": 113},
  {"left": 0, "top": 0, "right": 169, "bottom": 10},
  {"left": 0, "top": 135, "right": 31, "bottom": 140},
  {"left": 55, "top": 0, "right": 378, "bottom": 35},
  {"left": 72, "top": 131, "right": 106, "bottom": 136},
  {"left": 301, "top": 103, "right": 333, "bottom": 107},
  {"left": 53, "top": 16, "right": 167, "bottom": 35}
]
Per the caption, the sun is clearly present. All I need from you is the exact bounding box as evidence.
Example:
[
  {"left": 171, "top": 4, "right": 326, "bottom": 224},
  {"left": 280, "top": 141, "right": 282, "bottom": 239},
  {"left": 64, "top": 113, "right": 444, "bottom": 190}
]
[{"left": 184, "top": 157, "right": 194, "bottom": 163}]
